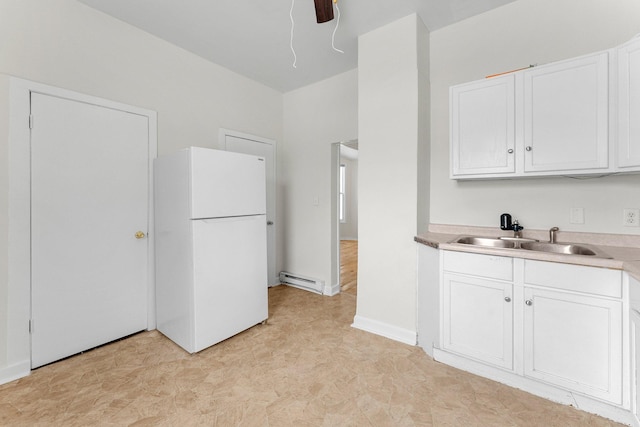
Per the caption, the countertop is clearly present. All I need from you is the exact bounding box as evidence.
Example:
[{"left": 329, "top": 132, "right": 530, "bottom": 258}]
[{"left": 415, "top": 224, "right": 640, "bottom": 281}]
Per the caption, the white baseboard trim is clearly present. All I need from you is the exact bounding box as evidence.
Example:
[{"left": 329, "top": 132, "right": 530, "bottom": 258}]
[
  {"left": 0, "top": 360, "right": 30, "bottom": 386},
  {"left": 433, "top": 348, "right": 634, "bottom": 426},
  {"left": 351, "top": 315, "right": 417, "bottom": 346},
  {"left": 324, "top": 282, "right": 341, "bottom": 296}
]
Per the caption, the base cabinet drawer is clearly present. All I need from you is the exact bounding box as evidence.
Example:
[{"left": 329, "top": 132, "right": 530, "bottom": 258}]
[
  {"left": 443, "top": 250, "right": 513, "bottom": 281},
  {"left": 524, "top": 259, "right": 622, "bottom": 298}
]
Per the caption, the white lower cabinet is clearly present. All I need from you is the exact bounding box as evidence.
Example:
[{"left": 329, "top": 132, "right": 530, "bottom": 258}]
[
  {"left": 628, "top": 273, "right": 640, "bottom": 426},
  {"left": 437, "top": 250, "right": 628, "bottom": 416},
  {"left": 521, "top": 259, "right": 624, "bottom": 405},
  {"left": 523, "top": 286, "right": 622, "bottom": 404},
  {"left": 441, "top": 251, "right": 514, "bottom": 370},
  {"left": 630, "top": 309, "right": 640, "bottom": 425},
  {"left": 443, "top": 272, "right": 513, "bottom": 370}
]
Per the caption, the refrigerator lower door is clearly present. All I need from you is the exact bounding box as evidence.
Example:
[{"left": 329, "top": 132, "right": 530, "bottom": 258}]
[{"left": 191, "top": 214, "right": 268, "bottom": 352}]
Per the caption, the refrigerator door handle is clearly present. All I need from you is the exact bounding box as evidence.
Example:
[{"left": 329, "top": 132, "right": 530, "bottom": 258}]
[{"left": 198, "top": 215, "right": 265, "bottom": 224}]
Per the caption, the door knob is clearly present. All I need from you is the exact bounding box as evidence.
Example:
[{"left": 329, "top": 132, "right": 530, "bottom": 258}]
[
  {"left": 504, "top": 296, "right": 511, "bottom": 302},
  {"left": 525, "top": 299, "right": 533, "bottom": 306},
  {"left": 267, "top": 221, "right": 274, "bottom": 226},
  {"left": 135, "top": 231, "right": 146, "bottom": 239}
]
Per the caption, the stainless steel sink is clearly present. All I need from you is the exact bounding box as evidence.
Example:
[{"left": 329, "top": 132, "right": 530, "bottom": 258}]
[
  {"left": 450, "top": 236, "right": 613, "bottom": 259},
  {"left": 519, "top": 242, "right": 612, "bottom": 258},
  {"left": 453, "top": 236, "right": 517, "bottom": 249}
]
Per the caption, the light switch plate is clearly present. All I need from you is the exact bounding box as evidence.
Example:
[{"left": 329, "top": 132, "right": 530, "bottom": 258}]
[{"left": 570, "top": 207, "right": 585, "bottom": 224}]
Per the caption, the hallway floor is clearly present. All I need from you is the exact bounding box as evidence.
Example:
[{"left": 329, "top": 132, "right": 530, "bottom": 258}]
[
  {"left": 0, "top": 286, "right": 622, "bottom": 426},
  {"left": 340, "top": 240, "right": 358, "bottom": 296}
]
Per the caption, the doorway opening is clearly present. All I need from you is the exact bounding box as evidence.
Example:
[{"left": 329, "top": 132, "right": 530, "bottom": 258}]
[{"left": 333, "top": 140, "right": 358, "bottom": 295}]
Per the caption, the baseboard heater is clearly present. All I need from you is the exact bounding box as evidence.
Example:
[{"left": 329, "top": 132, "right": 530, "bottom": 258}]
[{"left": 279, "top": 271, "right": 324, "bottom": 295}]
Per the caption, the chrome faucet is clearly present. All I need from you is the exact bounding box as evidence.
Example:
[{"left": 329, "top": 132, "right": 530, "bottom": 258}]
[
  {"left": 549, "top": 226, "right": 559, "bottom": 243},
  {"left": 512, "top": 220, "right": 524, "bottom": 238},
  {"left": 500, "top": 213, "right": 524, "bottom": 238}
]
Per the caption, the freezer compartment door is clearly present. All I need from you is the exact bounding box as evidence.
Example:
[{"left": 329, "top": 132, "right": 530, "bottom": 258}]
[
  {"left": 192, "top": 215, "right": 268, "bottom": 352},
  {"left": 190, "top": 147, "right": 266, "bottom": 219}
]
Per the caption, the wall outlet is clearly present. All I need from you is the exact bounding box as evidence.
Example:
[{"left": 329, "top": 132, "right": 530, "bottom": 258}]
[{"left": 623, "top": 208, "right": 640, "bottom": 227}]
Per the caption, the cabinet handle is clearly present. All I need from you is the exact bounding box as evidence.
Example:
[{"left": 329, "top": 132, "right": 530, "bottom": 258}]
[
  {"left": 507, "top": 149, "right": 514, "bottom": 154},
  {"left": 525, "top": 299, "right": 533, "bottom": 306},
  {"left": 504, "top": 296, "right": 511, "bottom": 302},
  {"left": 526, "top": 146, "right": 532, "bottom": 152}
]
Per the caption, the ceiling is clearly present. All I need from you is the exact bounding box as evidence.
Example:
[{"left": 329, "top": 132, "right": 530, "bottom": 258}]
[{"left": 78, "top": 0, "right": 517, "bottom": 93}]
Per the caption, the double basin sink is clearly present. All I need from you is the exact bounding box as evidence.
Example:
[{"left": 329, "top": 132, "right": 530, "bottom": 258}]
[{"left": 452, "top": 236, "right": 612, "bottom": 259}]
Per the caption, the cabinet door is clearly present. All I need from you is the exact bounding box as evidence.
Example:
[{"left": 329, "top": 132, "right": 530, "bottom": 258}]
[
  {"left": 523, "top": 287, "right": 622, "bottom": 404},
  {"left": 442, "top": 272, "right": 513, "bottom": 370},
  {"left": 450, "top": 75, "right": 515, "bottom": 177},
  {"left": 523, "top": 53, "right": 609, "bottom": 172},
  {"left": 630, "top": 273, "right": 640, "bottom": 421},
  {"left": 631, "top": 309, "right": 640, "bottom": 423},
  {"left": 618, "top": 36, "right": 640, "bottom": 169}
]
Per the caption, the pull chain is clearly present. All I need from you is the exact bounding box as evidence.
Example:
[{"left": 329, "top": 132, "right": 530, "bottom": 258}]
[
  {"left": 332, "top": 0, "right": 344, "bottom": 53},
  {"left": 289, "top": 0, "right": 297, "bottom": 68}
]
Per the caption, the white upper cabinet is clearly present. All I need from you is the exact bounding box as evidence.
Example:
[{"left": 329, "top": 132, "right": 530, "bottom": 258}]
[
  {"left": 450, "top": 37, "right": 640, "bottom": 180},
  {"left": 523, "top": 53, "right": 609, "bottom": 173},
  {"left": 617, "top": 36, "right": 640, "bottom": 169},
  {"left": 450, "top": 75, "right": 515, "bottom": 177}
]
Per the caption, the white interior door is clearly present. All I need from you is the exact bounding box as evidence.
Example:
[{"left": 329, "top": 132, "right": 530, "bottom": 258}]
[
  {"left": 222, "top": 131, "right": 278, "bottom": 286},
  {"left": 30, "top": 92, "right": 150, "bottom": 368}
]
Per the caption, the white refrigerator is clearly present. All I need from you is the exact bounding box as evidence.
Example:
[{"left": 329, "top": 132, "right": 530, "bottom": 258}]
[{"left": 154, "top": 147, "right": 268, "bottom": 353}]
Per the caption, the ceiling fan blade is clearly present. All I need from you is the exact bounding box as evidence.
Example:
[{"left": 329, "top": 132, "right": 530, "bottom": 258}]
[{"left": 314, "top": 0, "right": 334, "bottom": 23}]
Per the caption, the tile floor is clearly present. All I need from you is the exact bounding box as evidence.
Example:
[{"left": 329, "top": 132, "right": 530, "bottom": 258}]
[{"left": 0, "top": 286, "right": 623, "bottom": 426}]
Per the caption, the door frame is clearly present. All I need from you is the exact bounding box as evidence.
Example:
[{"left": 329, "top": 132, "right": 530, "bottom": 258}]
[
  {"left": 331, "top": 140, "right": 358, "bottom": 296},
  {"left": 218, "top": 128, "right": 279, "bottom": 286},
  {"left": 6, "top": 77, "right": 157, "bottom": 382}
]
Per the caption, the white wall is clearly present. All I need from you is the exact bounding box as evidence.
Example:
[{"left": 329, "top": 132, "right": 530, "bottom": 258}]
[
  {"left": 0, "top": 0, "right": 282, "bottom": 380},
  {"left": 282, "top": 70, "right": 358, "bottom": 288},
  {"left": 0, "top": 0, "right": 282, "bottom": 154},
  {"left": 355, "top": 15, "right": 429, "bottom": 344},
  {"left": 430, "top": 0, "right": 640, "bottom": 234},
  {"left": 0, "top": 76, "right": 9, "bottom": 369},
  {"left": 3, "top": 0, "right": 635, "bottom": 378},
  {"left": 339, "top": 156, "right": 359, "bottom": 240},
  {"left": 417, "top": 16, "right": 431, "bottom": 235}
]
